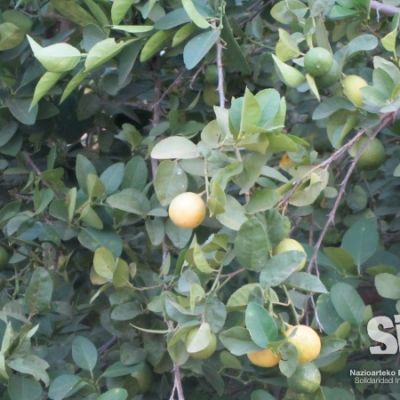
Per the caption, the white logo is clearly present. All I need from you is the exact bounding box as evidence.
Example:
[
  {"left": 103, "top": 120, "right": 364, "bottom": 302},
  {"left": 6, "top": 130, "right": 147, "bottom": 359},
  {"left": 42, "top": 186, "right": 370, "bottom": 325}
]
[{"left": 367, "top": 315, "right": 400, "bottom": 354}]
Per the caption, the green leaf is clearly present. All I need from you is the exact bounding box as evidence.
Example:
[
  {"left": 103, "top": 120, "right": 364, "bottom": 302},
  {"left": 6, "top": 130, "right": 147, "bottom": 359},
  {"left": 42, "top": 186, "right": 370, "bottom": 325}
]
[
  {"left": 60, "top": 69, "right": 89, "bottom": 103},
  {"left": 313, "top": 97, "right": 355, "bottom": 120},
  {"left": 111, "top": 0, "right": 134, "bottom": 25},
  {"left": 31, "top": 72, "right": 63, "bottom": 108},
  {"left": 111, "top": 301, "right": 141, "bottom": 321},
  {"left": 106, "top": 188, "right": 150, "bottom": 215},
  {"left": 330, "top": 282, "right": 365, "bottom": 326},
  {"left": 251, "top": 390, "right": 275, "bottom": 400},
  {"left": 97, "top": 388, "right": 128, "bottom": 400},
  {"left": 48, "top": 375, "right": 83, "bottom": 400},
  {"left": 151, "top": 136, "right": 199, "bottom": 159},
  {"left": 216, "top": 195, "right": 247, "bottom": 231},
  {"left": 0, "top": 120, "right": 18, "bottom": 147},
  {"left": 286, "top": 272, "right": 328, "bottom": 293},
  {"left": 72, "top": 336, "right": 98, "bottom": 372},
  {"left": 154, "top": 160, "right": 188, "bottom": 206},
  {"left": 8, "top": 375, "right": 43, "bottom": 400},
  {"left": 111, "top": 25, "right": 154, "bottom": 33},
  {"left": 155, "top": 8, "right": 191, "bottom": 29},
  {"left": 316, "top": 294, "right": 344, "bottom": 334},
  {"left": 324, "top": 247, "right": 357, "bottom": 275},
  {"left": 25, "top": 267, "right": 53, "bottom": 313},
  {"left": 100, "top": 163, "right": 124, "bottom": 194},
  {"left": 342, "top": 218, "right": 378, "bottom": 269},
  {"left": 245, "top": 302, "right": 278, "bottom": 348},
  {"left": 85, "top": 38, "right": 132, "bottom": 72},
  {"left": 234, "top": 218, "right": 271, "bottom": 271},
  {"left": 219, "top": 327, "right": 260, "bottom": 356},
  {"left": 76, "top": 154, "right": 97, "bottom": 192},
  {"left": 272, "top": 55, "right": 305, "bottom": 88},
  {"left": 8, "top": 354, "right": 49, "bottom": 385},
  {"left": 246, "top": 188, "right": 280, "bottom": 214},
  {"left": 50, "top": 0, "right": 97, "bottom": 26},
  {"left": 239, "top": 87, "right": 261, "bottom": 136},
  {"left": 140, "top": 30, "right": 174, "bottom": 62},
  {"left": 375, "top": 273, "right": 400, "bottom": 299},
  {"left": 78, "top": 228, "right": 122, "bottom": 257},
  {"left": 27, "top": 36, "right": 81, "bottom": 73},
  {"left": 227, "top": 284, "right": 261, "bottom": 310},
  {"left": 260, "top": 251, "right": 306, "bottom": 287},
  {"left": 275, "top": 28, "right": 300, "bottom": 62},
  {"left": 182, "top": 0, "right": 209, "bottom": 29},
  {"left": 186, "top": 322, "right": 213, "bottom": 353},
  {"left": 93, "top": 246, "right": 115, "bottom": 280},
  {"left": 6, "top": 97, "right": 38, "bottom": 125},
  {"left": 183, "top": 29, "right": 220, "bottom": 70}
]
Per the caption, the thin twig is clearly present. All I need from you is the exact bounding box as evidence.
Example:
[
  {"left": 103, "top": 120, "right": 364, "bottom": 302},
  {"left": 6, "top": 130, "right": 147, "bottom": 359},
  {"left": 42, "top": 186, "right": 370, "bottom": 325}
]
[
  {"left": 153, "top": 70, "right": 185, "bottom": 107},
  {"left": 22, "top": 152, "right": 52, "bottom": 189},
  {"left": 370, "top": 0, "right": 400, "bottom": 15},
  {"left": 216, "top": 40, "right": 225, "bottom": 108},
  {"left": 306, "top": 113, "right": 395, "bottom": 276}
]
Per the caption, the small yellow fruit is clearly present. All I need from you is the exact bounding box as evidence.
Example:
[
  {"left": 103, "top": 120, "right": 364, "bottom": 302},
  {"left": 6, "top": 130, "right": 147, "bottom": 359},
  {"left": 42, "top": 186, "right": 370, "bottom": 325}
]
[
  {"left": 274, "top": 238, "right": 306, "bottom": 271},
  {"left": 247, "top": 348, "right": 280, "bottom": 368},
  {"left": 285, "top": 325, "right": 321, "bottom": 364},
  {"left": 186, "top": 328, "right": 217, "bottom": 360},
  {"left": 342, "top": 75, "right": 367, "bottom": 107},
  {"left": 168, "top": 192, "right": 206, "bottom": 229}
]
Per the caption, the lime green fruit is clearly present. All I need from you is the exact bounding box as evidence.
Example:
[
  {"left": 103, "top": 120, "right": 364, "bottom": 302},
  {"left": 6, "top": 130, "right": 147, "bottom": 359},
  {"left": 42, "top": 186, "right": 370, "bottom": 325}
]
[
  {"left": 315, "top": 59, "right": 340, "bottom": 88},
  {"left": 287, "top": 363, "right": 321, "bottom": 393},
  {"left": 186, "top": 328, "right": 217, "bottom": 360},
  {"left": 274, "top": 238, "right": 307, "bottom": 271},
  {"left": 342, "top": 75, "right": 367, "bottom": 107},
  {"left": 203, "top": 84, "right": 219, "bottom": 106},
  {"left": 304, "top": 47, "right": 333, "bottom": 77},
  {"left": 0, "top": 246, "right": 9, "bottom": 268},
  {"left": 204, "top": 65, "right": 218, "bottom": 84},
  {"left": 319, "top": 352, "right": 347, "bottom": 374},
  {"left": 131, "top": 362, "right": 153, "bottom": 393},
  {"left": 351, "top": 137, "right": 385, "bottom": 170}
]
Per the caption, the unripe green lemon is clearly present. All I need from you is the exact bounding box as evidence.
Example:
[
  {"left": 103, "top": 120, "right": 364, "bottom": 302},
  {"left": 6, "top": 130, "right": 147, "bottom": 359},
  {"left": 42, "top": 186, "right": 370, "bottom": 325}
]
[
  {"left": 304, "top": 47, "right": 333, "bottom": 77},
  {"left": 204, "top": 65, "right": 218, "bottom": 84},
  {"left": 315, "top": 59, "right": 340, "bottom": 88},
  {"left": 186, "top": 328, "right": 217, "bottom": 359},
  {"left": 350, "top": 137, "right": 385, "bottom": 170},
  {"left": 0, "top": 246, "right": 9, "bottom": 268},
  {"left": 274, "top": 238, "right": 306, "bottom": 271},
  {"left": 342, "top": 75, "right": 367, "bottom": 107},
  {"left": 203, "top": 84, "right": 219, "bottom": 106},
  {"left": 287, "top": 363, "right": 321, "bottom": 393}
]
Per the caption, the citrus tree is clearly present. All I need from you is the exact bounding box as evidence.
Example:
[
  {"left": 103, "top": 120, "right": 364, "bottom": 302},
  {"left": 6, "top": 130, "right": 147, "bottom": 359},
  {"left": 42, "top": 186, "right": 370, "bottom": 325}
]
[{"left": 0, "top": 0, "right": 400, "bottom": 399}]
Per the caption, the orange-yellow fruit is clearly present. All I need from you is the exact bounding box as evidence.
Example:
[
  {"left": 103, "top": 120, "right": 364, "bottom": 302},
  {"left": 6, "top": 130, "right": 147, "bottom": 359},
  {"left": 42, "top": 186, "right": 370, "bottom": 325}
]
[
  {"left": 247, "top": 348, "right": 280, "bottom": 367},
  {"left": 274, "top": 238, "right": 307, "bottom": 271},
  {"left": 168, "top": 192, "right": 206, "bottom": 229},
  {"left": 342, "top": 75, "right": 367, "bottom": 107},
  {"left": 285, "top": 325, "right": 321, "bottom": 364}
]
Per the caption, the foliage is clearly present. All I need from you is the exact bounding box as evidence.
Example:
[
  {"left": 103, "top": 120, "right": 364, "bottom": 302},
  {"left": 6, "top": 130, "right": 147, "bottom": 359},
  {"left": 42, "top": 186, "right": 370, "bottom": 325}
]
[{"left": 0, "top": 0, "right": 400, "bottom": 399}]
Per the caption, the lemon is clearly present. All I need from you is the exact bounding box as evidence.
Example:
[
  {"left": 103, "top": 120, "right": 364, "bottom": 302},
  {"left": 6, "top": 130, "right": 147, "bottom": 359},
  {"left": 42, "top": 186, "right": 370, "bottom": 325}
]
[
  {"left": 285, "top": 325, "right": 321, "bottom": 364},
  {"left": 204, "top": 65, "right": 218, "bottom": 84},
  {"left": 316, "top": 59, "right": 340, "bottom": 88},
  {"left": 287, "top": 363, "right": 321, "bottom": 393},
  {"left": 350, "top": 137, "right": 385, "bottom": 170},
  {"left": 186, "top": 328, "right": 217, "bottom": 359},
  {"left": 342, "top": 75, "right": 367, "bottom": 107},
  {"left": 168, "top": 192, "right": 206, "bottom": 229},
  {"left": 274, "top": 238, "right": 307, "bottom": 271},
  {"left": 247, "top": 348, "right": 280, "bottom": 367},
  {"left": 304, "top": 47, "right": 333, "bottom": 77}
]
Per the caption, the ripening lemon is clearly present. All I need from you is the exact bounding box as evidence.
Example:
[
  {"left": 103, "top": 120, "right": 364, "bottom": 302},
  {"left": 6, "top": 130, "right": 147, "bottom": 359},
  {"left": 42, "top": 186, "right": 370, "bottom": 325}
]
[
  {"left": 304, "top": 47, "right": 333, "bottom": 77},
  {"left": 168, "top": 192, "right": 206, "bottom": 229},
  {"left": 247, "top": 348, "right": 280, "bottom": 367},
  {"left": 274, "top": 238, "right": 307, "bottom": 271},
  {"left": 285, "top": 325, "right": 321, "bottom": 364},
  {"left": 186, "top": 328, "right": 217, "bottom": 359},
  {"left": 342, "top": 75, "right": 367, "bottom": 107},
  {"left": 0, "top": 246, "right": 9, "bottom": 268},
  {"left": 287, "top": 363, "right": 321, "bottom": 393},
  {"left": 350, "top": 137, "right": 385, "bottom": 170}
]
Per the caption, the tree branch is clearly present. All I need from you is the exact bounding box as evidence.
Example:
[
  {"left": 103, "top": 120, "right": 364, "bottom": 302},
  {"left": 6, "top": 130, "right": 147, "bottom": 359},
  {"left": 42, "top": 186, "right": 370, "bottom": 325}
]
[
  {"left": 216, "top": 40, "right": 226, "bottom": 108},
  {"left": 370, "top": 0, "right": 400, "bottom": 15},
  {"left": 306, "top": 112, "right": 396, "bottom": 276}
]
